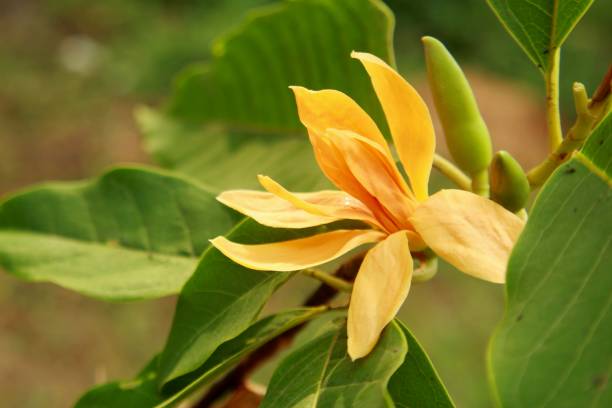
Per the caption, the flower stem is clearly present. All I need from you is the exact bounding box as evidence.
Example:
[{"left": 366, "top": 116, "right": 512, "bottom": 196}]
[
  {"left": 545, "top": 47, "right": 563, "bottom": 151},
  {"left": 528, "top": 82, "right": 600, "bottom": 187},
  {"left": 433, "top": 153, "right": 472, "bottom": 191},
  {"left": 302, "top": 268, "right": 353, "bottom": 293},
  {"left": 471, "top": 168, "right": 490, "bottom": 197}
]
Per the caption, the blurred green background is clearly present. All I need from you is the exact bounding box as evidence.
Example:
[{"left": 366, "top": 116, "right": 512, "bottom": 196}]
[{"left": 0, "top": 0, "right": 609, "bottom": 406}]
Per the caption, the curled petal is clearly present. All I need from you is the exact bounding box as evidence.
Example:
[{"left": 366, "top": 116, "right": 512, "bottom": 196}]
[
  {"left": 307, "top": 129, "right": 398, "bottom": 233},
  {"left": 326, "top": 129, "right": 416, "bottom": 230},
  {"left": 348, "top": 231, "right": 412, "bottom": 360},
  {"left": 257, "top": 175, "right": 382, "bottom": 229},
  {"left": 210, "top": 229, "right": 385, "bottom": 272},
  {"left": 352, "top": 51, "right": 435, "bottom": 201},
  {"left": 290, "top": 86, "right": 390, "bottom": 154},
  {"left": 217, "top": 190, "right": 336, "bottom": 229},
  {"left": 411, "top": 189, "right": 525, "bottom": 283}
]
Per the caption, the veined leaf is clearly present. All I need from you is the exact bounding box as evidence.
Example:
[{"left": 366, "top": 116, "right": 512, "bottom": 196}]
[
  {"left": 0, "top": 166, "right": 240, "bottom": 300},
  {"left": 489, "top": 113, "right": 612, "bottom": 407},
  {"left": 486, "top": 0, "right": 594, "bottom": 72},
  {"left": 139, "top": 0, "right": 395, "bottom": 190},
  {"left": 137, "top": 108, "right": 326, "bottom": 191},
  {"left": 75, "top": 308, "right": 325, "bottom": 408},
  {"left": 389, "top": 320, "right": 455, "bottom": 407},
  {"left": 260, "top": 319, "right": 407, "bottom": 408},
  {"left": 156, "top": 219, "right": 357, "bottom": 385}
]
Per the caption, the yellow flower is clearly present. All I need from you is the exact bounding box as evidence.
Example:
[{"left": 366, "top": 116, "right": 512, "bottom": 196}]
[{"left": 210, "top": 52, "right": 525, "bottom": 360}]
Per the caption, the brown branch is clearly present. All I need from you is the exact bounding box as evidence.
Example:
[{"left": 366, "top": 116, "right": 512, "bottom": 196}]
[
  {"left": 191, "top": 254, "right": 364, "bottom": 407},
  {"left": 590, "top": 64, "right": 612, "bottom": 106}
]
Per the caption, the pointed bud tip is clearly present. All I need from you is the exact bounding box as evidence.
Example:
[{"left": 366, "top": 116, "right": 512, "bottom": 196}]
[
  {"left": 421, "top": 35, "right": 436, "bottom": 44},
  {"left": 421, "top": 36, "right": 445, "bottom": 50}
]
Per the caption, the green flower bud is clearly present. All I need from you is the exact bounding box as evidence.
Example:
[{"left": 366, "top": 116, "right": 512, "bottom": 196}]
[
  {"left": 490, "top": 151, "right": 530, "bottom": 212},
  {"left": 422, "top": 36, "right": 492, "bottom": 176}
]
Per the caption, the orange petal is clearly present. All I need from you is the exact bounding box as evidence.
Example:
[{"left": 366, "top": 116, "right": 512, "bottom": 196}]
[
  {"left": 210, "top": 229, "right": 386, "bottom": 272},
  {"left": 257, "top": 175, "right": 382, "bottom": 229},
  {"left": 411, "top": 189, "right": 525, "bottom": 283},
  {"left": 307, "top": 128, "right": 398, "bottom": 233},
  {"left": 352, "top": 51, "right": 435, "bottom": 201},
  {"left": 290, "top": 86, "right": 390, "bottom": 154},
  {"left": 217, "top": 190, "right": 337, "bottom": 229},
  {"left": 326, "top": 129, "right": 416, "bottom": 230},
  {"left": 347, "top": 231, "right": 412, "bottom": 360}
]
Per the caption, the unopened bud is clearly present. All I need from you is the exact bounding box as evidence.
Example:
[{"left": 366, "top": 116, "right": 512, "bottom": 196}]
[
  {"left": 422, "top": 36, "right": 492, "bottom": 177},
  {"left": 490, "top": 151, "right": 530, "bottom": 212}
]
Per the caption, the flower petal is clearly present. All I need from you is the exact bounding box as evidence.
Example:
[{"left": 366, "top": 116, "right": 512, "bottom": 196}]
[
  {"left": 217, "top": 190, "right": 337, "bottom": 229},
  {"left": 411, "top": 189, "right": 525, "bottom": 283},
  {"left": 290, "top": 86, "right": 390, "bottom": 154},
  {"left": 307, "top": 128, "right": 398, "bottom": 232},
  {"left": 210, "top": 229, "right": 386, "bottom": 272},
  {"left": 352, "top": 51, "right": 435, "bottom": 201},
  {"left": 347, "top": 231, "right": 412, "bottom": 360},
  {"left": 257, "top": 175, "right": 382, "bottom": 229},
  {"left": 326, "top": 128, "right": 416, "bottom": 230}
]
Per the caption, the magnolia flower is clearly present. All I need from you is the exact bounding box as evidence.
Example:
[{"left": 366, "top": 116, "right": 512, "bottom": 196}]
[{"left": 210, "top": 52, "right": 524, "bottom": 360}]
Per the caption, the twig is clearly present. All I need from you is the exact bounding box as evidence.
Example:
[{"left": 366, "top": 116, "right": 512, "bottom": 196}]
[
  {"left": 527, "top": 82, "right": 599, "bottom": 187},
  {"left": 432, "top": 153, "right": 471, "bottom": 191},
  {"left": 191, "top": 254, "right": 365, "bottom": 407},
  {"left": 302, "top": 268, "right": 353, "bottom": 293}
]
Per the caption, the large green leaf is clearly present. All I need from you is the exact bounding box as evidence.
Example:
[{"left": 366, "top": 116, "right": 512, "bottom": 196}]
[
  {"left": 260, "top": 319, "right": 407, "bottom": 407},
  {"left": 486, "top": 0, "right": 593, "bottom": 72},
  {"left": 156, "top": 219, "right": 355, "bottom": 385},
  {"left": 388, "top": 320, "right": 455, "bottom": 407},
  {"left": 75, "top": 308, "right": 325, "bottom": 408},
  {"left": 139, "top": 0, "right": 395, "bottom": 190},
  {"left": 489, "top": 113, "right": 612, "bottom": 407},
  {"left": 0, "top": 166, "right": 240, "bottom": 300}
]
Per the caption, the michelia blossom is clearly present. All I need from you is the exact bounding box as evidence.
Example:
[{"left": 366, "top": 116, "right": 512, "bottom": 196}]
[{"left": 210, "top": 52, "right": 525, "bottom": 360}]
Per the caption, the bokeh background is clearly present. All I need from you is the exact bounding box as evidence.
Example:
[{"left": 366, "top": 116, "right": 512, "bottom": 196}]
[{"left": 1, "top": 0, "right": 610, "bottom": 406}]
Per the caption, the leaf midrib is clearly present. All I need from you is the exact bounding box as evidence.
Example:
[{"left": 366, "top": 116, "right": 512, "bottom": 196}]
[{"left": 0, "top": 229, "right": 198, "bottom": 261}]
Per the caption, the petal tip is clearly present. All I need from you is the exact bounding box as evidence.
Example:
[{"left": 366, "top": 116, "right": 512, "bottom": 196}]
[{"left": 347, "top": 339, "right": 371, "bottom": 361}]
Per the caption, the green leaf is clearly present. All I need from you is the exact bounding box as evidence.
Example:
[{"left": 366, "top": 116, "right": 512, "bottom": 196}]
[
  {"left": 163, "top": 306, "right": 327, "bottom": 405},
  {"left": 489, "top": 113, "right": 612, "bottom": 407},
  {"left": 137, "top": 108, "right": 327, "bottom": 191},
  {"left": 139, "top": 0, "right": 395, "bottom": 190},
  {"left": 156, "top": 219, "right": 353, "bottom": 385},
  {"left": 75, "top": 308, "right": 325, "bottom": 408},
  {"left": 486, "top": 0, "right": 594, "bottom": 72},
  {"left": 388, "top": 320, "right": 455, "bottom": 408},
  {"left": 0, "top": 166, "right": 240, "bottom": 301},
  {"left": 75, "top": 357, "right": 162, "bottom": 408},
  {"left": 260, "top": 319, "right": 407, "bottom": 407}
]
